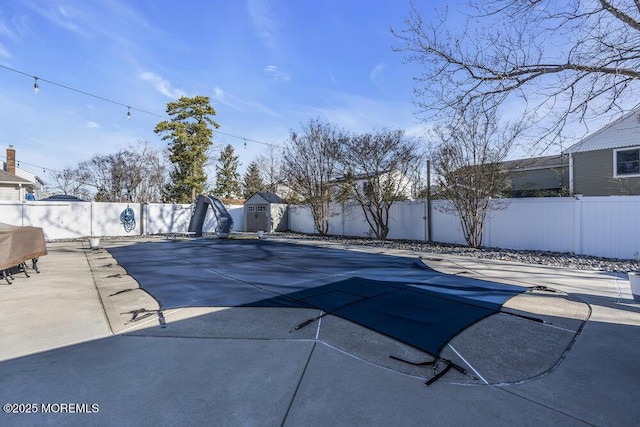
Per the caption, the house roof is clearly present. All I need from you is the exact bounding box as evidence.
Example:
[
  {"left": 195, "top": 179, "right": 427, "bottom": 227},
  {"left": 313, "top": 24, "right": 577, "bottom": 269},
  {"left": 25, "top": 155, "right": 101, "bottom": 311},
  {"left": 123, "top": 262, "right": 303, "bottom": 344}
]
[
  {"left": 501, "top": 155, "right": 566, "bottom": 172},
  {"left": 331, "top": 169, "right": 394, "bottom": 183},
  {"left": 565, "top": 109, "right": 640, "bottom": 154},
  {"left": 246, "top": 191, "right": 285, "bottom": 204},
  {"left": 0, "top": 169, "right": 33, "bottom": 185}
]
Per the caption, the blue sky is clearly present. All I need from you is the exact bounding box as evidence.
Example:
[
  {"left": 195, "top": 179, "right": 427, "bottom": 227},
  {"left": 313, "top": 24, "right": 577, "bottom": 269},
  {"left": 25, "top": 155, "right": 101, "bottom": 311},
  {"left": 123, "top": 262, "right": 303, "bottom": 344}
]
[{"left": 0, "top": 0, "right": 435, "bottom": 181}]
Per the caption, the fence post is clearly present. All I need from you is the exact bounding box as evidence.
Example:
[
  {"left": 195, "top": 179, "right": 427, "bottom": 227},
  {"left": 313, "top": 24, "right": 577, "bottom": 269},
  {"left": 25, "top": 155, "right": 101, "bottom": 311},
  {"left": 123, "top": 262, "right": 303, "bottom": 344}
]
[
  {"left": 90, "top": 201, "right": 94, "bottom": 237},
  {"left": 573, "top": 196, "right": 582, "bottom": 255},
  {"left": 140, "top": 203, "right": 146, "bottom": 236}
]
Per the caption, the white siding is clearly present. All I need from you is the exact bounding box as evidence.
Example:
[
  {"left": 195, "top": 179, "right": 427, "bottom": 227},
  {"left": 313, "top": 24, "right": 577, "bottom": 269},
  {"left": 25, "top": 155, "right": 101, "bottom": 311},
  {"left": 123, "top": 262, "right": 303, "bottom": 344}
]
[{"left": 0, "top": 186, "right": 20, "bottom": 201}]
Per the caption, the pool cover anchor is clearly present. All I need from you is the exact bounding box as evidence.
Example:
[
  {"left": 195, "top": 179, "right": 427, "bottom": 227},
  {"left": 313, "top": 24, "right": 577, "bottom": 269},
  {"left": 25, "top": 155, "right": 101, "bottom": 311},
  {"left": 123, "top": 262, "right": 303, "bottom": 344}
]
[
  {"left": 389, "top": 354, "right": 469, "bottom": 386},
  {"left": 109, "top": 288, "right": 137, "bottom": 297},
  {"left": 122, "top": 308, "right": 167, "bottom": 328},
  {"left": 292, "top": 313, "right": 325, "bottom": 332}
]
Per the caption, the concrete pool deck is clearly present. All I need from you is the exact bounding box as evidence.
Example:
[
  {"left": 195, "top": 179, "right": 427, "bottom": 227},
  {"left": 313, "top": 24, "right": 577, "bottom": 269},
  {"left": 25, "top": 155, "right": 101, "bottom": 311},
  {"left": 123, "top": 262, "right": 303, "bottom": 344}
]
[{"left": 0, "top": 237, "right": 639, "bottom": 426}]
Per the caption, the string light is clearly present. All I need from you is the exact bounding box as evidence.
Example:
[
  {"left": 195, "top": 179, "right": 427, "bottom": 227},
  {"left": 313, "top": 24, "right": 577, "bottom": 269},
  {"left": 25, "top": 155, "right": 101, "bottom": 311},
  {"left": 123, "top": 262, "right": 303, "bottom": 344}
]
[
  {"left": 244, "top": 139, "right": 247, "bottom": 149},
  {"left": 0, "top": 64, "right": 282, "bottom": 148},
  {"left": 0, "top": 154, "right": 61, "bottom": 175}
]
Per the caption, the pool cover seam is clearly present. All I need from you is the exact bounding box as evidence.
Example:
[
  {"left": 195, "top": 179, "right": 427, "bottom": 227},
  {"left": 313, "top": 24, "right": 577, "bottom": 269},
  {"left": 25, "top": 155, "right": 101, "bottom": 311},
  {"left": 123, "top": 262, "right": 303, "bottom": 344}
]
[{"left": 281, "top": 341, "right": 316, "bottom": 426}]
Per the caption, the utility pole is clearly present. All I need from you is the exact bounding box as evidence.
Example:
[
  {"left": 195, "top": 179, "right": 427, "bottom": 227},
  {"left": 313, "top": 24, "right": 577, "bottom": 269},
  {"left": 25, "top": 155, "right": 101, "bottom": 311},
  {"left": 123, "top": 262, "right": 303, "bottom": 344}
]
[{"left": 427, "top": 159, "right": 432, "bottom": 243}]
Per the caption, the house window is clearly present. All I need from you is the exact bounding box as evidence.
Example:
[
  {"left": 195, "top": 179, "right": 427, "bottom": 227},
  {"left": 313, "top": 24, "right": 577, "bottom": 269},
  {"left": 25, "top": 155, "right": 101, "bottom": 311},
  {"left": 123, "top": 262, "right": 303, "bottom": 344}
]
[
  {"left": 247, "top": 206, "right": 255, "bottom": 212},
  {"left": 614, "top": 147, "right": 640, "bottom": 177},
  {"left": 257, "top": 205, "right": 266, "bottom": 212}
]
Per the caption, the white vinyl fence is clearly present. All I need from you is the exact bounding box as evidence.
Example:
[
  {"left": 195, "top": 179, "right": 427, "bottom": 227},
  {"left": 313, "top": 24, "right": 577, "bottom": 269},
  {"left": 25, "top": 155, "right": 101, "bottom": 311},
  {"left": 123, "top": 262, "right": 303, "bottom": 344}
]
[
  {"left": 288, "top": 197, "right": 640, "bottom": 260},
  {"left": 2, "top": 197, "right": 639, "bottom": 260},
  {"left": 0, "top": 201, "right": 245, "bottom": 240}
]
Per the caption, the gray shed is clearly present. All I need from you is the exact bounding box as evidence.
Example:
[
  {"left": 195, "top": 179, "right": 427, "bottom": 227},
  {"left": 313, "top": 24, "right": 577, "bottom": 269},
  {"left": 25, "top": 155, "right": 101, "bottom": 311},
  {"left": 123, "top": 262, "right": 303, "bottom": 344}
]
[{"left": 244, "top": 192, "right": 288, "bottom": 232}]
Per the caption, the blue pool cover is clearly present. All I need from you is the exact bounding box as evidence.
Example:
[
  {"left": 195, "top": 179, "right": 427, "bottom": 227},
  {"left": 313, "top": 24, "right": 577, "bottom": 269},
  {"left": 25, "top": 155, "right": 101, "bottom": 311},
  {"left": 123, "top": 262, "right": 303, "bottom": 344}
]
[{"left": 109, "top": 239, "right": 526, "bottom": 356}]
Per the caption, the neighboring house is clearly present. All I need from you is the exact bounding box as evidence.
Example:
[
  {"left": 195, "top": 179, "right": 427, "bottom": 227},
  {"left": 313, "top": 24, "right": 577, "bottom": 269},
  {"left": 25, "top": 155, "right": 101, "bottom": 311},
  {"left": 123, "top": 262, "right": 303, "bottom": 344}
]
[
  {"left": 501, "top": 155, "right": 569, "bottom": 197},
  {"left": 332, "top": 170, "right": 415, "bottom": 201},
  {"left": 0, "top": 147, "right": 45, "bottom": 201},
  {"left": 244, "top": 191, "right": 288, "bottom": 232},
  {"left": 564, "top": 110, "right": 640, "bottom": 196}
]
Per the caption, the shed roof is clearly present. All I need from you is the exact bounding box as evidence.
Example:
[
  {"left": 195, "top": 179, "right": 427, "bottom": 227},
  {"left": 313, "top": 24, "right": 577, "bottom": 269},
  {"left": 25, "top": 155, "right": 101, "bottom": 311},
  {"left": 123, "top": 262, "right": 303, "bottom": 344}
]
[
  {"left": 565, "top": 109, "right": 640, "bottom": 153},
  {"left": 245, "top": 191, "right": 285, "bottom": 204}
]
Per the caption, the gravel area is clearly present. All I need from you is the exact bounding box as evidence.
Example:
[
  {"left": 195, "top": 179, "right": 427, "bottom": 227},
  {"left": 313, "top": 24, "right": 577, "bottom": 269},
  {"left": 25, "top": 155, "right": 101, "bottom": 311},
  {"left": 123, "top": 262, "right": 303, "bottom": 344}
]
[{"left": 273, "top": 232, "right": 640, "bottom": 273}]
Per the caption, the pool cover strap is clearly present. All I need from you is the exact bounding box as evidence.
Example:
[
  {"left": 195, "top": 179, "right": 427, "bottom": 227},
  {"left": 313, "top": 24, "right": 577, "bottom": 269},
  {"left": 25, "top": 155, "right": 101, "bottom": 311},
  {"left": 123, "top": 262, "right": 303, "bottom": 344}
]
[{"left": 390, "top": 355, "right": 468, "bottom": 386}]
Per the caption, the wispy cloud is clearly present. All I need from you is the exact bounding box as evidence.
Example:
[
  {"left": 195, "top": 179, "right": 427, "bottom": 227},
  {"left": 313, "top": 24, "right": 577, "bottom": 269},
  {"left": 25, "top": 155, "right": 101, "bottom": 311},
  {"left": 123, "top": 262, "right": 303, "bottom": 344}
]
[
  {"left": 86, "top": 121, "right": 100, "bottom": 129},
  {"left": 369, "top": 63, "right": 386, "bottom": 88},
  {"left": 23, "top": 2, "right": 89, "bottom": 37},
  {"left": 264, "top": 65, "right": 290, "bottom": 81},
  {"left": 0, "top": 42, "right": 11, "bottom": 59},
  {"left": 302, "top": 91, "right": 421, "bottom": 134},
  {"left": 0, "top": 20, "right": 15, "bottom": 40},
  {"left": 139, "top": 71, "right": 187, "bottom": 99},
  {"left": 0, "top": 12, "right": 32, "bottom": 58},
  {"left": 247, "top": 0, "right": 278, "bottom": 49},
  {"left": 212, "top": 86, "right": 280, "bottom": 117}
]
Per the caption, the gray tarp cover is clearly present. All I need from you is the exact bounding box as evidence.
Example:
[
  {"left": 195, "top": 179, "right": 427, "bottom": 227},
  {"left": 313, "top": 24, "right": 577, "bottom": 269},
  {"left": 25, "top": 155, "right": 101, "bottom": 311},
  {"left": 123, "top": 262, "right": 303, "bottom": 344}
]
[{"left": 109, "top": 239, "right": 525, "bottom": 356}]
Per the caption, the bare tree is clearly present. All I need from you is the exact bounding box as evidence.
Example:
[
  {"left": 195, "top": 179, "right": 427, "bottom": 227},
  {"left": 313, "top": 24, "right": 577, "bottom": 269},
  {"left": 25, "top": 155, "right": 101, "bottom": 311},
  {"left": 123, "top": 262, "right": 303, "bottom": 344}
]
[
  {"left": 337, "top": 129, "right": 423, "bottom": 240},
  {"left": 431, "top": 105, "right": 526, "bottom": 248},
  {"left": 282, "top": 119, "right": 346, "bottom": 235},
  {"left": 78, "top": 142, "right": 167, "bottom": 202},
  {"left": 255, "top": 145, "right": 284, "bottom": 195},
  {"left": 394, "top": 0, "right": 640, "bottom": 145},
  {"left": 50, "top": 167, "right": 92, "bottom": 200}
]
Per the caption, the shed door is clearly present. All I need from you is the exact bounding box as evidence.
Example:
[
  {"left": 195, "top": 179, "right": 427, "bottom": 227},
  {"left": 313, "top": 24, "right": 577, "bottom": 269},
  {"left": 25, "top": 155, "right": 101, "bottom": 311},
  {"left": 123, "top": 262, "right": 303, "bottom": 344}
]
[{"left": 246, "top": 204, "right": 268, "bottom": 231}]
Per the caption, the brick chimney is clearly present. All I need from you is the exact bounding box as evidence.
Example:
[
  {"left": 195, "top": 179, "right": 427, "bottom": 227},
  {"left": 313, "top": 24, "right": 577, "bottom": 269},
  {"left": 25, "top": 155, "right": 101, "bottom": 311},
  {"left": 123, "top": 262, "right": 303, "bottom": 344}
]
[{"left": 6, "top": 146, "right": 16, "bottom": 174}]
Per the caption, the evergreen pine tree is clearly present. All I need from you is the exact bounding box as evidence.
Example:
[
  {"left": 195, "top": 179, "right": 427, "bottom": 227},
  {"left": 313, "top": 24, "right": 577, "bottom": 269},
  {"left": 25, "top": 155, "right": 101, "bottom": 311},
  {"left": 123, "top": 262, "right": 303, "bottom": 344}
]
[
  {"left": 242, "top": 161, "right": 265, "bottom": 198},
  {"left": 154, "top": 96, "right": 219, "bottom": 203},
  {"left": 214, "top": 144, "right": 242, "bottom": 198}
]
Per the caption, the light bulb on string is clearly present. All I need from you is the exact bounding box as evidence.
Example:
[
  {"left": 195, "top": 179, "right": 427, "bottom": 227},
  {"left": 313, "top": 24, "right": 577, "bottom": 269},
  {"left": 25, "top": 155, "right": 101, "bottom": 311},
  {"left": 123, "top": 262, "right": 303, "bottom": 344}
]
[
  {"left": 244, "top": 139, "right": 247, "bottom": 149},
  {"left": 127, "top": 107, "right": 131, "bottom": 120},
  {"left": 33, "top": 77, "right": 39, "bottom": 94}
]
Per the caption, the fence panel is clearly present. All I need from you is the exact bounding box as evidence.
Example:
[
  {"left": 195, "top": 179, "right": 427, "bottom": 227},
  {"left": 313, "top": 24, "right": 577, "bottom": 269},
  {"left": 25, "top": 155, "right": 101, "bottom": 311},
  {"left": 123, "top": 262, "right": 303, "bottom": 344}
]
[
  {"left": 0, "top": 202, "right": 29, "bottom": 228},
  {"left": 579, "top": 197, "right": 640, "bottom": 259},
  {"left": 22, "top": 202, "right": 91, "bottom": 239},
  {"left": 431, "top": 201, "right": 467, "bottom": 245},
  {"left": 288, "top": 205, "right": 316, "bottom": 234},
  {"left": 226, "top": 206, "right": 245, "bottom": 232},
  {"left": 144, "top": 203, "right": 192, "bottom": 234},
  {"left": 90, "top": 202, "right": 140, "bottom": 237},
  {"left": 341, "top": 203, "right": 371, "bottom": 237},
  {"left": 388, "top": 201, "right": 427, "bottom": 241},
  {"left": 483, "top": 198, "right": 575, "bottom": 253}
]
